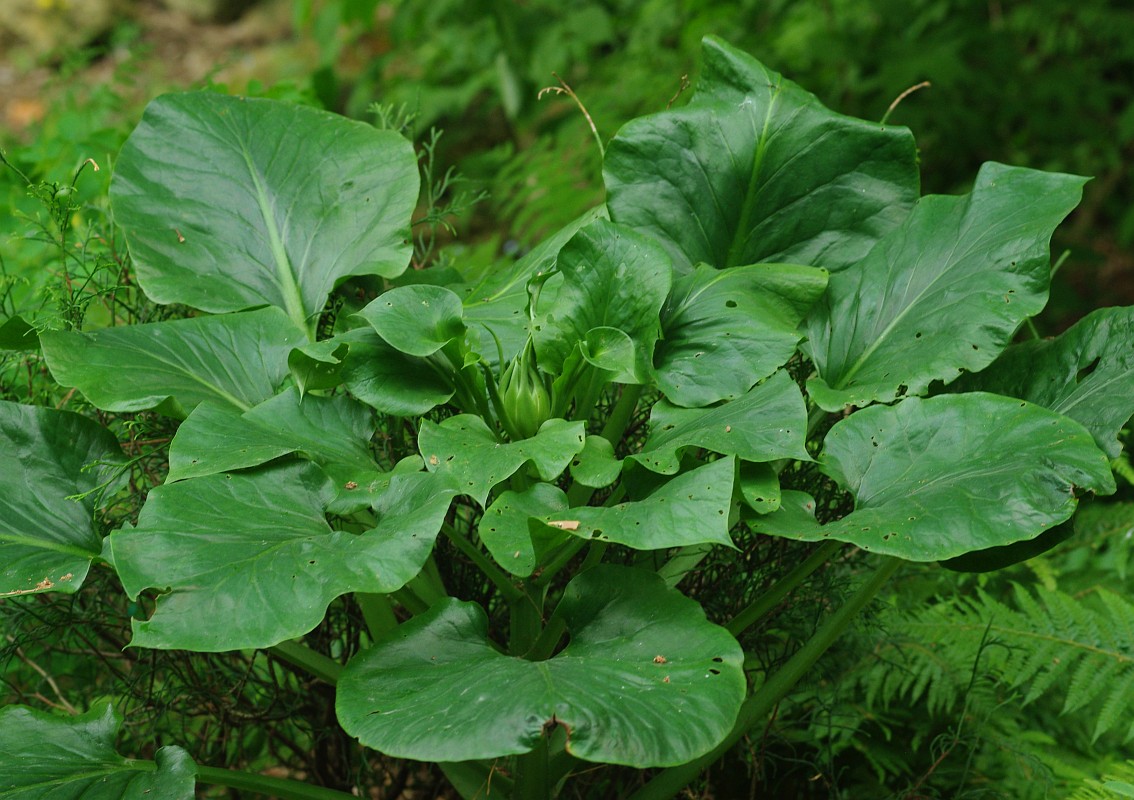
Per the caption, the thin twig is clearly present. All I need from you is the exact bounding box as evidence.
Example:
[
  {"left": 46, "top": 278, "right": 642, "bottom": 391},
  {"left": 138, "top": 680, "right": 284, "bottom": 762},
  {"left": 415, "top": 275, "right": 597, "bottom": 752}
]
[
  {"left": 881, "top": 81, "right": 931, "bottom": 126},
  {"left": 538, "top": 73, "right": 605, "bottom": 159}
]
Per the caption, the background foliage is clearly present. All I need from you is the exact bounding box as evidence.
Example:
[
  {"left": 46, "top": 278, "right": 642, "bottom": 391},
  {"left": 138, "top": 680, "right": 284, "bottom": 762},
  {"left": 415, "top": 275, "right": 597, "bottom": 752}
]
[{"left": 2, "top": 1, "right": 1133, "bottom": 798}]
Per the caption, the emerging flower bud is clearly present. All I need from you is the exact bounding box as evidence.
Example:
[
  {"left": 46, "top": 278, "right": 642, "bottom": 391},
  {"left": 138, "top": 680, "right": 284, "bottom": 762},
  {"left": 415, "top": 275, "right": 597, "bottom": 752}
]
[{"left": 499, "top": 338, "right": 551, "bottom": 439}]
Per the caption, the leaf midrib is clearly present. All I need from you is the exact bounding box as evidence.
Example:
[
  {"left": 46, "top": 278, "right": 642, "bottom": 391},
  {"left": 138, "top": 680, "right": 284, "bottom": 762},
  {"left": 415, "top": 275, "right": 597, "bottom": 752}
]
[
  {"left": 724, "top": 79, "right": 783, "bottom": 268},
  {"left": 239, "top": 145, "right": 311, "bottom": 337}
]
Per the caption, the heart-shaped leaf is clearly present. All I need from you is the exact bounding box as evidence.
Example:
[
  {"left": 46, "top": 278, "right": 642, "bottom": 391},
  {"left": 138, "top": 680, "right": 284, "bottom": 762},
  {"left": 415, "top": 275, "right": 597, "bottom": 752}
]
[
  {"left": 633, "top": 369, "right": 809, "bottom": 474},
  {"left": 340, "top": 329, "right": 455, "bottom": 416},
  {"left": 655, "top": 263, "right": 828, "bottom": 407},
  {"left": 41, "top": 307, "right": 304, "bottom": 416},
  {"left": 336, "top": 565, "right": 744, "bottom": 766},
  {"left": 0, "top": 703, "right": 195, "bottom": 799},
  {"left": 605, "top": 36, "right": 919, "bottom": 273},
  {"left": 954, "top": 306, "right": 1134, "bottom": 458},
  {"left": 418, "top": 416, "right": 585, "bottom": 506},
  {"left": 111, "top": 464, "right": 455, "bottom": 650},
  {"left": 805, "top": 163, "right": 1087, "bottom": 411},
  {"left": 110, "top": 92, "right": 418, "bottom": 329},
  {"left": 534, "top": 219, "right": 672, "bottom": 384},
  {"left": 750, "top": 394, "right": 1114, "bottom": 561},
  {"left": 357, "top": 285, "right": 467, "bottom": 358},
  {"left": 0, "top": 401, "right": 125, "bottom": 597}
]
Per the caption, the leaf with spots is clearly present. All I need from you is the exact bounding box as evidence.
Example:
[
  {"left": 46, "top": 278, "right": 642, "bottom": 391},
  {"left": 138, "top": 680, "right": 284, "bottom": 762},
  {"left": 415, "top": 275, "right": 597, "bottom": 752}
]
[
  {"left": 110, "top": 463, "right": 455, "bottom": 651},
  {"left": 480, "top": 483, "right": 571, "bottom": 577},
  {"left": 110, "top": 92, "right": 418, "bottom": 331},
  {"left": 655, "top": 263, "right": 828, "bottom": 407},
  {"left": 356, "top": 285, "right": 468, "bottom": 358},
  {"left": 952, "top": 305, "right": 1134, "bottom": 458},
  {"left": 632, "top": 369, "right": 809, "bottom": 474},
  {"left": 336, "top": 565, "right": 744, "bottom": 766},
  {"left": 536, "top": 457, "right": 737, "bottom": 551},
  {"left": 604, "top": 36, "right": 919, "bottom": 274},
  {"left": 749, "top": 394, "right": 1114, "bottom": 561},
  {"left": 804, "top": 163, "right": 1087, "bottom": 411},
  {"left": 418, "top": 415, "right": 585, "bottom": 506}
]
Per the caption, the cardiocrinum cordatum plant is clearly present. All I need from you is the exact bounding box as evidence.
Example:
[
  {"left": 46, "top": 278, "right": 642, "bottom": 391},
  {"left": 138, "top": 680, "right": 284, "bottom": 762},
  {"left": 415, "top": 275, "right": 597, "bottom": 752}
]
[{"left": 3, "top": 36, "right": 1132, "bottom": 800}]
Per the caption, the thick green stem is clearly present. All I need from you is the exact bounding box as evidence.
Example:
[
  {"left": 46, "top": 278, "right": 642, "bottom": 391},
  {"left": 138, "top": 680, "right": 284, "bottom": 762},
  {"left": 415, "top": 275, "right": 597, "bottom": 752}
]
[
  {"left": 512, "top": 732, "right": 550, "bottom": 800},
  {"left": 600, "top": 383, "right": 644, "bottom": 442},
  {"left": 439, "top": 760, "right": 514, "bottom": 799},
  {"left": 196, "top": 765, "right": 356, "bottom": 800},
  {"left": 510, "top": 581, "right": 544, "bottom": 656},
  {"left": 628, "top": 555, "right": 903, "bottom": 800},
  {"left": 355, "top": 592, "right": 398, "bottom": 639},
  {"left": 655, "top": 543, "right": 715, "bottom": 589},
  {"left": 269, "top": 640, "right": 341, "bottom": 685},
  {"left": 442, "top": 523, "right": 522, "bottom": 604},
  {"left": 726, "top": 540, "right": 841, "bottom": 637}
]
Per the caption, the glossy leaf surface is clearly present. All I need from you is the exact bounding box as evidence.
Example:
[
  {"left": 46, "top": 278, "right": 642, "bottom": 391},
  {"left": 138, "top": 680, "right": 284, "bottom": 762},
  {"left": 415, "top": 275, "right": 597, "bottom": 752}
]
[
  {"left": 954, "top": 306, "right": 1134, "bottom": 458},
  {"left": 480, "top": 483, "right": 570, "bottom": 576},
  {"left": 357, "top": 285, "right": 467, "bottom": 358},
  {"left": 111, "top": 464, "right": 455, "bottom": 650},
  {"left": 541, "top": 458, "right": 736, "bottom": 550},
  {"left": 633, "top": 370, "right": 809, "bottom": 474},
  {"left": 805, "top": 163, "right": 1087, "bottom": 411},
  {"left": 337, "top": 566, "right": 744, "bottom": 766},
  {"left": 750, "top": 394, "right": 1114, "bottom": 560},
  {"left": 41, "top": 307, "right": 303, "bottom": 416},
  {"left": 341, "top": 329, "right": 455, "bottom": 416},
  {"left": 605, "top": 36, "right": 919, "bottom": 273},
  {"left": 655, "top": 263, "right": 828, "bottom": 406},
  {"left": 418, "top": 416, "right": 585, "bottom": 506},
  {"left": 110, "top": 92, "right": 418, "bottom": 326},
  {"left": 0, "top": 703, "right": 195, "bottom": 799},
  {"left": 534, "top": 219, "right": 672, "bottom": 384},
  {"left": 0, "top": 402, "right": 124, "bottom": 597}
]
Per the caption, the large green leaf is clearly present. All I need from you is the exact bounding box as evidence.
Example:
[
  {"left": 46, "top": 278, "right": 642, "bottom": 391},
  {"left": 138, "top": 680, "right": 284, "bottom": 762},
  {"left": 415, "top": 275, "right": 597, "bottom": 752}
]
[
  {"left": 40, "top": 307, "right": 304, "bottom": 416},
  {"left": 167, "top": 388, "right": 377, "bottom": 481},
  {"left": 336, "top": 565, "right": 744, "bottom": 766},
  {"left": 338, "top": 329, "right": 455, "bottom": 416},
  {"left": 418, "top": 416, "right": 585, "bottom": 506},
  {"left": 604, "top": 36, "right": 919, "bottom": 273},
  {"left": 750, "top": 394, "right": 1114, "bottom": 561},
  {"left": 655, "top": 263, "right": 828, "bottom": 407},
  {"left": 534, "top": 219, "right": 672, "bottom": 384},
  {"left": 110, "top": 92, "right": 419, "bottom": 328},
  {"left": 0, "top": 402, "right": 124, "bottom": 597},
  {"left": 356, "top": 285, "right": 467, "bottom": 358},
  {"left": 480, "top": 483, "right": 571, "bottom": 577},
  {"left": 805, "top": 163, "right": 1087, "bottom": 411},
  {"left": 632, "top": 369, "right": 810, "bottom": 474},
  {"left": 458, "top": 207, "right": 608, "bottom": 367},
  {"left": 0, "top": 703, "right": 195, "bottom": 799},
  {"left": 539, "top": 458, "right": 736, "bottom": 550},
  {"left": 953, "top": 306, "right": 1134, "bottom": 458},
  {"left": 110, "top": 464, "right": 455, "bottom": 650}
]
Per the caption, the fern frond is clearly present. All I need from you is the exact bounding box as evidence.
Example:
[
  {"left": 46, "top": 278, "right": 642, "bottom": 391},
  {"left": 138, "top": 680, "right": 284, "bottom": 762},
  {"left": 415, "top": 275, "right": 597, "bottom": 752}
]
[
  {"left": 1067, "top": 759, "right": 1134, "bottom": 800},
  {"left": 871, "top": 584, "right": 1134, "bottom": 743}
]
